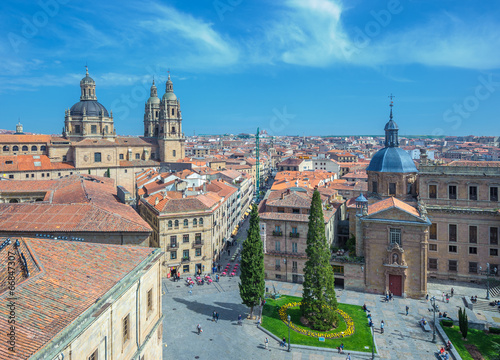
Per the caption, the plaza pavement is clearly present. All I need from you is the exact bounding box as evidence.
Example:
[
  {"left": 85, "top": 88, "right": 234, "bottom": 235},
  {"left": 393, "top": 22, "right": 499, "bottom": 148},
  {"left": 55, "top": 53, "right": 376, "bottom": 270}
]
[{"left": 161, "top": 217, "right": 500, "bottom": 359}]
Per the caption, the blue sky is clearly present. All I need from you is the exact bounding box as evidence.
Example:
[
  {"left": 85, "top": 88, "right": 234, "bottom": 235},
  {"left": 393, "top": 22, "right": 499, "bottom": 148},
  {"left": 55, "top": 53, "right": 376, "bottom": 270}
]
[{"left": 1, "top": 0, "right": 499, "bottom": 136}]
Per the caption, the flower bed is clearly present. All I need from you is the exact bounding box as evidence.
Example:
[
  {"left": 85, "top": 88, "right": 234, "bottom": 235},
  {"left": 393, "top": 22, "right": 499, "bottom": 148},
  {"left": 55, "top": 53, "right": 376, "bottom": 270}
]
[{"left": 278, "top": 301, "right": 355, "bottom": 339}]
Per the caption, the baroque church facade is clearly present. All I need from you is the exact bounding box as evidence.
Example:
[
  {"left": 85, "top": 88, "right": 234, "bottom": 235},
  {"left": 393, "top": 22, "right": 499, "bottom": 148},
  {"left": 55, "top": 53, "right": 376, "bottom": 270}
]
[{"left": 0, "top": 68, "right": 185, "bottom": 194}]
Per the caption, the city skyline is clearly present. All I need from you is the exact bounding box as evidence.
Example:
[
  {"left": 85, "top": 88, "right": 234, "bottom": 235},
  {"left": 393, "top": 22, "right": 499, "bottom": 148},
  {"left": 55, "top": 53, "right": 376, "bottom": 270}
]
[{"left": 1, "top": 0, "right": 500, "bottom": 137}]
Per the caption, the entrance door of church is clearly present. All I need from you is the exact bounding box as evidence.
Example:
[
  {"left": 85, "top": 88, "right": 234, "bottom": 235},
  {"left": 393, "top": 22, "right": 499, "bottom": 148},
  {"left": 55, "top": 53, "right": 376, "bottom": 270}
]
[{"left": 389, "top": 274, "right": 402, "bottom": 296}]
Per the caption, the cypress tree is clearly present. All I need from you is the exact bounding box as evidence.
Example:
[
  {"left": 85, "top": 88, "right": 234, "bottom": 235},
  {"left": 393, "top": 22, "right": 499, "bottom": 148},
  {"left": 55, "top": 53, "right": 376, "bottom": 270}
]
[
  {"left": 458, "top": 307, "right": 468, "bottom": 339},
  {"left": 301, "top": 189, "right": 338, "bottom": 331},
  {"left": 239, "top": 205, "right": 265, "bottom": 319}
]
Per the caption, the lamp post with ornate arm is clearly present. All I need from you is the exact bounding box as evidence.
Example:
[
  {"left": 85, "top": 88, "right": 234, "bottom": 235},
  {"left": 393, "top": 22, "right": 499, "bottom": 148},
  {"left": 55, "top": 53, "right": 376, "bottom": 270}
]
[{"left": 430, "top": 296, "right": 438, "bottom": 343}]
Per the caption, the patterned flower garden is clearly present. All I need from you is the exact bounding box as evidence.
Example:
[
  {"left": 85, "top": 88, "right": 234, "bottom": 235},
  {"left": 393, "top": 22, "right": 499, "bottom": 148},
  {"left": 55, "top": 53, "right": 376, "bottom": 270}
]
[
  {"left": 278, "top": 301, "right": 355, "bottom": 339},
  {"left": 262, "top": 295, "right": 373, "bottom": 351}
]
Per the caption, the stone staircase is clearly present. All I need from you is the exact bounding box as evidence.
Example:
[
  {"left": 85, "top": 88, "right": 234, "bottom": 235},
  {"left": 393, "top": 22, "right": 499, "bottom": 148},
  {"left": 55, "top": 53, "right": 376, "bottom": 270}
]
[
  {"left": 491, "top": 280, "right": 500, "bottom": 298},
  {"left": 473, "top": 299, "right": 500, "bottom": 314}
]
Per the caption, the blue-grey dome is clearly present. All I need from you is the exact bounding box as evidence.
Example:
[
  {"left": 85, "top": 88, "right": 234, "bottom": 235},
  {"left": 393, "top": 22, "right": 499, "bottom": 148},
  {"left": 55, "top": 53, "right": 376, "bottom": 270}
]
[
  {"left": 384, "top": 119, "right": 398, "bottom": 130},
  {"left": 366, "top": 147, "right": 417, "bottom": 173},
  {"left": 70, "top": 100, "right": 109, "bottom": 117},
  {"left": 355, "top": 194, "right": 368, "bottom": 203}
]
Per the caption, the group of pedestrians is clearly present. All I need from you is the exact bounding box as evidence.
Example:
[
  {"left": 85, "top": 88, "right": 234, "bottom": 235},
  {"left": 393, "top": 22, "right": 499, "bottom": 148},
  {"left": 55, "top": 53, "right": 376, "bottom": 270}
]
[{"left": 212, "top": 310, "right": 220, "bottom": 322}]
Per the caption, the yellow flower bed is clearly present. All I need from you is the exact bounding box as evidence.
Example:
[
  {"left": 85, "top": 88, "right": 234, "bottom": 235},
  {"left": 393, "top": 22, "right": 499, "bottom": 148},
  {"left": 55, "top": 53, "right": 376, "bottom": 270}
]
[{"left": 278, "top": 302, "right": 355, "bottom": 339}]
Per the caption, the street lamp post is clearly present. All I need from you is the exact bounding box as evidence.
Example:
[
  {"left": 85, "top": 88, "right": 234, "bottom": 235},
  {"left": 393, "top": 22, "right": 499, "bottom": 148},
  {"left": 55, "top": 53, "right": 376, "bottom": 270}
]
[
  {"left": 371, "top": 324, "right": 375, "bottom": 360},
  {"left": 287, "top": 314, "right": 291, "bottom": 352},
  {"left": 430, "top": 296, "right": 437, "bottom": 343},
  {"left": 479, "top": 263, "right": 498, "bottom": 300}
]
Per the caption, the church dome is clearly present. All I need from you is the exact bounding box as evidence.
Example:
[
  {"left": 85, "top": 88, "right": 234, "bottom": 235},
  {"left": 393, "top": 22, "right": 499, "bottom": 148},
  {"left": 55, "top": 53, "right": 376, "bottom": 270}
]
[
  {"left": 384, "top": 119, "right": 398, "bottom": 130},
  {"left": 147, "top": 96, "right": 160, "bottom": 105},
  {"left": 163, "top": 92, "right": 177, "bottom": 101},
  {"left": 366, "top": 147, "right": 417, "bottom": 173},
  {"left": 70, "top": 100, "right": 109, "bottom": 117}
]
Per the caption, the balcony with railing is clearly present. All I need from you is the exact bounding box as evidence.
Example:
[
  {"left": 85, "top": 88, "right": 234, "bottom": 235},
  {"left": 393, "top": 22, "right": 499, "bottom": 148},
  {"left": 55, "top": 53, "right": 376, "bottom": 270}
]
[
  {"left": 192, "top": 240, "right": 204, "bottom": 248},
  {"left": 272, "top": 230, "right": 283, "bottom": 236},
  {"left": 181, "top": 256, "right": 190, "bottom": 263},
  {"left": 266, "top": 250, "right": 307, "bottom": 259},
  {"left": 167, "top": 243, "right": 177, "bottom": 251},
  {"left": 292, "top": 267, "right": 298, "bottom": 273},
  {"left": 275, "top": 265, "right": 281, "bottom": 271},
  {"left": 289, "top": 232, "right": 300, "bottom": 238}
]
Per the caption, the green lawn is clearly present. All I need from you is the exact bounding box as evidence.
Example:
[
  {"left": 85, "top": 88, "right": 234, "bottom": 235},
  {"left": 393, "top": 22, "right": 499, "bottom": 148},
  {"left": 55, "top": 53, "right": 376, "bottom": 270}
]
[
  {"left": 262, "top": 295, "right": 374, "bottom": 352},
  {"left": 441, "top": 322, "right": 500, "bottom": 360}
]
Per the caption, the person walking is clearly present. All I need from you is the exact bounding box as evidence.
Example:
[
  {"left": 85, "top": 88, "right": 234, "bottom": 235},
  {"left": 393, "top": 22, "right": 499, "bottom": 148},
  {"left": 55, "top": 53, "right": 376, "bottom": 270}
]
[
  {"left": 346, "top": 353, "right": 351, "bottom": 360},
  {"left": 451, "top": 287, "right": 454, "bottom": 297},
  {"left": 381, "top": 320, "right": 385, "bottom": 334},
  {"left": 212, "top": 310, "right": 216, "bottom": 322},
  {"left": 238, "top": 314, "right": 242, "bottom": 325},
  {"left": 282, "top": 336, "right": 286, "bottom": 347},
  {"left": 406, "top": 305, "right": 409, "bottom": 316},
  {"left": 265, "top": 337, "right": 269, "bottom": 349},
  {"left": 442, "top": 292, "right": 445, "bottom": 302},
  {"left": 197, "top": 324, "right": 202, "bottom": 335},
  {"left": 216, "top": 312, "right": 219, "bottom": 323},
  {"left": 426, "top": 293, "right": 429, "bottom": 301}
]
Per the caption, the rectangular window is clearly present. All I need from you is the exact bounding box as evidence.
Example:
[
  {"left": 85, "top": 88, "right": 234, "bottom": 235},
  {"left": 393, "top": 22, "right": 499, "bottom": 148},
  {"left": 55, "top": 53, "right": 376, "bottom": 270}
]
[
  {"left": 275, "top": 225, "right": 281, "bottom": 232},
  {"left": 429, "top": 244, "right": 437, "bottom": 251},
  {"left": 292, "top": 242, "right": 298, "bottom": 253},
  {"left": 469, "top": 186, "right": 477, "bottom": 200},
  {"left": 469, "top": 247, "right": 477, "bottom": 254},
  {"left": 88, "top": 350, "right": 98, "bottom": 360},
  {"left": 429, "top": 184, "right": 437, "bottom": 199},
  {"left": 448, "top": 260, "right": 458, "bottom": 272},
  {"left": 469, "top": 226, "right": 477, "bottom": 243},
  {"left": 449, "top": 245, "right": 457, "bottom": 253},
  {"left": 491, "top": 187, "right": 499, "bottom": 202},
  {"left": 389, "top": 228, "right": 401, "bottom": 245},
  {"left": 389, "top": 183, "right": 396, "bottom": 196},
  {"left": 75, "top": 124, "right": 81, "bottom": 133},
  {"left": 119, "top": 153, "right": 124, "bottom": 160},
  {"left": 490, "top": 248, "right": 499, "bottom": 256},
  {"left": 170, "top": 251, "right": 177, "bottom": 259},
  {"left": 123, "top": 314, "right": 130, "bottom": 342},
  {"left": 183, "top": 264, "right": 189, "bottom": 273},
  {"left": 183, "top": 234, "right": 189, "bottom": 243},
  {"left": 449, "top": 185, "right": 457, "bottom": 200},
  {"left": 291, "top": 227, "right": 298, "bottom": 234},
  {"left": 25, "top": 174, "right": 29, "bottom": 178},
  {"left": 449, "top": 224, "right": 457, "bottom": 242},
  {"left": 372, "top": 181, "right": 378, "bottom": 193},
  {"left": 275, "top": 274, "right": 282, "bottom": 279},
  {"left": 428, "top": 258, "right": 438, "bottom": 270},
  {"left": 490, "top": 227, "right": 499, "bottom": 245},
  {"left": 91, "top": 125, "right": 97, "bottom": 134},
  {"left": 292, "top": 208, "right": 300, "bottom": 214},
  {"left": 275, "top": 259, "right": 281, "bottom": 271},
  {"left": 195, "top": 248, "right": 201, "bottom": 256},
  {"left": 277, "top": 207, "right": 285, "bottom": 213},
  {"left": 430, "top": 223, "right": 437, "bottom": 240},
  {"left": 183, "top": 250, "right": 189, "bottom": 259},
  {"left": 275, "top": 241, "right": 281, "bottom": 251},
  {"left": 292, "top": 261, "right": 298, "bottom": 272},
  {"left": 195, "top": 233, "right": 201, "bottom": 242},
  {"left": 94, "top": 152, "right": 102, "bottom": 163},
  {"left": 170, "top": 236, "right": 177, "bottom": 247},
  {"left": 135, "top": 153, "right": 140, "bottom": 160},
  {"left": 62, "top": 155, "right": 67, "bottom": 162},
  {"left": 147, "top": 289, "right": 153, "bottom": 312},
  {"left": 469, "top": 262, "right": 478, "bottom": 274}
]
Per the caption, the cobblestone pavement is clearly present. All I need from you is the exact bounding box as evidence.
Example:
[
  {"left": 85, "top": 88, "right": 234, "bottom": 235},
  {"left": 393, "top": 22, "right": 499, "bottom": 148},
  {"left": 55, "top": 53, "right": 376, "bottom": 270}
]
[{"left": 161, "top": 215, "right": 499, "bottom": 359}]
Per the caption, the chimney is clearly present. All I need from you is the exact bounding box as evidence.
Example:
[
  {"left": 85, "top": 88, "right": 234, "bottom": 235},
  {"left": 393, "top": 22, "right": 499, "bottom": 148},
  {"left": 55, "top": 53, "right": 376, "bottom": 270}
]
[
  {"left": 203, "top": 181, "right": 207, "bottom": 193},
  {"left": 155, "top": 197, "right": 159, "bottom": 206}
]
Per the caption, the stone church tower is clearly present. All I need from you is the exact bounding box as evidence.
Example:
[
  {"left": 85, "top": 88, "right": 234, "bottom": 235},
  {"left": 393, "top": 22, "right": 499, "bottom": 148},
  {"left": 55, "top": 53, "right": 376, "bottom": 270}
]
[
  {"left": 64, "top": 67, "right": 115, "bottom": 141},
  {"left": 144, "top": 73, "right": 185, "bottom": 161}
]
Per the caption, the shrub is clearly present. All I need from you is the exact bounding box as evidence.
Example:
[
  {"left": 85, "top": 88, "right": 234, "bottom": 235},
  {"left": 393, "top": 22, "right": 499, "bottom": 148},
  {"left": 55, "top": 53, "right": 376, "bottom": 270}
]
[
  {"left": 489, "top": 327, "right": 500, "bottom": 334},
  {"left": 441, "top": 319, "right": 453, "bottom": 327}
]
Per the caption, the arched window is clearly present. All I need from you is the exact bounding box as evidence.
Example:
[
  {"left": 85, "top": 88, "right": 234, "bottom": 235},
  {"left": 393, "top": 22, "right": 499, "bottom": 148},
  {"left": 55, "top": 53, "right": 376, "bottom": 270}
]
[
  {"left": 193, "top": 218, "right": 197, "bottom": 226},
  {"left": 40, "top": 145, "right": 46, "bottom": 151},
  {"left": 31, "top": 145, "right": 37, "bottom": 151},
  {"left": 168, "top": 220, "right": 172, "bottom": 228},
  {"left": 183, "top": 219, "right": 188, "bottom": 227},
  {"left": 174, "top": 220, "right": 179, "bottom": 228},
  {"left": 172, "top": 127, "right": 176, "bottom": 133},
  {"left": 199, "top": 218, "right": 203, "bottom": 225},
  {"left": 171, "top": 108, "right": 174, "bottom": 116},
  {"left": 12, "top": 146, "right": 19, "bottom": 152},
  {"left": 2, "top": 146, "right": 8, "bottom": 151},
  {"left": 22, "top": 145, "right": 28, "bottom": 151}
]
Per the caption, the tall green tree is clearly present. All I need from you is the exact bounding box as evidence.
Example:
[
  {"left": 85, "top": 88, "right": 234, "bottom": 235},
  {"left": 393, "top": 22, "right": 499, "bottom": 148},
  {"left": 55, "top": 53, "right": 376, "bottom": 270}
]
[
  {"left": 239, "top": 205, "right": 265, "bottom": 318},
  {"left": 458, "top": 307, "right": 468, "bottom": 339},
  {"left": 301, "top": 189, "right": 339, "bottom": 331}
]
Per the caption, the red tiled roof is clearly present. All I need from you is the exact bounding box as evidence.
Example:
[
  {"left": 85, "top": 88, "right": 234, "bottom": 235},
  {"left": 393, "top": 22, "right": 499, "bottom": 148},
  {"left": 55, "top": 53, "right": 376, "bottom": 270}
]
[
  {"left": 0, "top": 237, "right": 159, "bottom": 359},
  {"left": 0, "top": 155, "right": 75, "bottom": 172},
  {"left": 367, "top": 197, "right": 419, "bottom": 217},
  {"left": 0, "top": 134, "right": 51, "bottom": 143}
]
